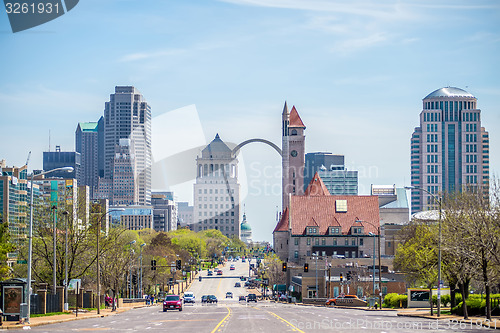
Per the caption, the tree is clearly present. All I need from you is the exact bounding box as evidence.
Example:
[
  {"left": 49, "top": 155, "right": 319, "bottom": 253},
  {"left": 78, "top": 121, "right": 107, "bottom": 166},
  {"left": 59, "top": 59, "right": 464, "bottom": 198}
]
[
  {"left": 394, "top": 222, "right": 438, "bottom": 315},
  {"left": 0, "top": 219, "right": 15, "bottom": 280}
]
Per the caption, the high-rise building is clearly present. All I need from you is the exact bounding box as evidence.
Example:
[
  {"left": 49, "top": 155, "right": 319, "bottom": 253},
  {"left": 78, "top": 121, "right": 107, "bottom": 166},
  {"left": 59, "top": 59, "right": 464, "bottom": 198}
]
[
  {"left": 0, "top": 160, "right": 28, "bottom": 243},
  {"left": 410, "top": 87, "right": 489, "bottom": 213},
  {"left": 102, "top": 86, "right": 152, "bottom": 205},
  {"left": 43, "top": 146, "right": 81, "bottom": 180},
  {"left": 177, "top": 202, "right": 193, "bottom": 228},
  {"left": 282, "top": 102, "right": 306, "bottom": 209},
  {"left": 75, "top": 117, "right": 103, "bottom": 199},
  {"left": 192, "top": 134, "right": 240, "bottom": 238},
  {"left": 112, "top": 139, "right": 138, "bottom": 205},
  {"left": 304, "top": 152, "right": 358, "bottom": 195},
  {"left": 151, "top": 191, "right": 177, "bottom": 232}
]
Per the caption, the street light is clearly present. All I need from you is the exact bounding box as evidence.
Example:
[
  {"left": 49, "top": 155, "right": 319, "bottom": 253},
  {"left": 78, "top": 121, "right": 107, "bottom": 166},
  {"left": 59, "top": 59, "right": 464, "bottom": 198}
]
[
  {"left": 405, "top": 185, "right": 442, "bottom": 317},
  {"left": 312, "top": 252, "right": 319, "bottom": 298},
  {"left": 51, "top": 205, "right": 57, "bottom": 295},
  {"left": 128, "top": 241, "right": 136, "bottom": 299},
  {"left": 62, "top": 211, "right": 70, "bottom": 311},
  {"left": 96, "top": 208, "right": 125, "bottom": 314},
  {"left": 139, "top": 243, "right": 146, "bottom": 298},
  {"left": 26, "top": 166, "right": 73, "bottom": 323},
  {"left": 362, "top": 219, "right": 382, "bottom": 310}
]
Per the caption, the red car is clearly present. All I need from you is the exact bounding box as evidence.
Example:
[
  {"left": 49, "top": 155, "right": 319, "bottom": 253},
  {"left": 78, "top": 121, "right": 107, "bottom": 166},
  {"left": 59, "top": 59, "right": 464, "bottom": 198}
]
[
  {"left": 217, "top": 270, "right": 223, "bottom": 275},
  {"left": 163, "top": 295, "right": 182, "bottom": 311}
]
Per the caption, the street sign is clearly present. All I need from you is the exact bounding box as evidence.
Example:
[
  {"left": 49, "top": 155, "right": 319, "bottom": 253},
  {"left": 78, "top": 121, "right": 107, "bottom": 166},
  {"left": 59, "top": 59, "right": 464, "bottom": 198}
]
[{"left": 16, "top": 260, "right": 27, "bottom": 264}]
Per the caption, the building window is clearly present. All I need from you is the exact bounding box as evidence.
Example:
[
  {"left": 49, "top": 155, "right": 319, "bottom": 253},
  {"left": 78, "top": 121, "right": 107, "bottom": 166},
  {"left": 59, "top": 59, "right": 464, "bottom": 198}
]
[
  {"left": 315, "top": 238, "right": 319, "bottom": 246},
  {"left": 321, "top": 238, "right": 326, "bottom": 246},
  {"left": 306, "top": 251, "right": 311, "bottom": 256},
  {"left": 388, "top": 241, "right": 391, "bottom": 248},
  {"left": 294, "top": 238, "right": 299, "bottom": 246},
  {"left": 351, "top": 239, "right": 356, "bottom": 246},
  {"left": 333, "top": 238, "right": 337, "bottom": 246},
  {"left": 345, "top": 238, "right": 348, "bottom": 245},
  {"left": 294, "top": 251, "right": 298, "bottom": 259},
  {"left": 307, "top": 238, "right": 311, "bottom": 245},
  {"left": 360, "top": 238, "right": 364, "bottom": 246}
]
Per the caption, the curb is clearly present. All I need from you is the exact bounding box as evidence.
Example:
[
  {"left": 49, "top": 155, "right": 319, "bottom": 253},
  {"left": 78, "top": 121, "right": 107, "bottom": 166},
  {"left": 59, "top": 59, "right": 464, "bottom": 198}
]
[{"left": 0, "top": 304, "right": 153, "bottom": 330}]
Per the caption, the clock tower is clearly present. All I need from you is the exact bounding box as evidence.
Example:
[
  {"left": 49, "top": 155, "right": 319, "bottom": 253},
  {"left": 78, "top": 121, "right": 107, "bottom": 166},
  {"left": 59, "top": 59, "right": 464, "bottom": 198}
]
[{"left": 282, "top": 102, "right": 306, "bottom": 209}]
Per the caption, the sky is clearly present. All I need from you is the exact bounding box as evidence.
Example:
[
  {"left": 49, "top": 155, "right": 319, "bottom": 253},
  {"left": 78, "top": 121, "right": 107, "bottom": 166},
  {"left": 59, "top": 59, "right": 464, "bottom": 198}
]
[{"left": 1, "top": 0, "right": 499, "bottom": 243}]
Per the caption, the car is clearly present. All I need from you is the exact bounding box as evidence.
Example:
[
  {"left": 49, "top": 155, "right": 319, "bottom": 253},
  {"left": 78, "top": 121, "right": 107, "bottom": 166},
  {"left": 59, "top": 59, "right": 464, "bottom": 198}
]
[
  {"left": 163, "top": 295, "right": 182, "bottom": 311},
  {"left": 239, "top": 296, "right": 246, "bottom": 301},
  {"left": 217, "top": 270, "right": 223, "bottom": 276},
  {"left": 183, "top": 292, "right": 195, "bottom": 304},
  {"left": 244, "top": 281, "right": 250, "bottom": 287},
  {"left": 201, "top": 295, "right": 209, "bottom": 303},
  {"left": 230, "top": 265, "right": 235, "bottom": 270},
  {"left": 325, "top": 295, "right": 368, "bottom": 307},
  {"left": 207, "top": 295, "right": 218, "bottom": 303},
  {"left": 234, "top": 282, "right": 241, "bottom": 287},
  {"left": 226, "top": 292, "right": 233, "bottom": 298},
  {"left": 207, "top": 270, "right": 213, "bottom": 276},
  {"left": 247, "top": 293, "right": 257, "bottom": 302},
  {"left": 242, "top": 259, "right": 246, "bottom": 263}
]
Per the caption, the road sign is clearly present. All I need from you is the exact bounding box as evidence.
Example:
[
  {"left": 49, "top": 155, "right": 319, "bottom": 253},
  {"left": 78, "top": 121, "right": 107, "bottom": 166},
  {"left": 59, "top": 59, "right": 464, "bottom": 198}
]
[{"left": 17, "top": 260, "right": 27, "bottom": 264}]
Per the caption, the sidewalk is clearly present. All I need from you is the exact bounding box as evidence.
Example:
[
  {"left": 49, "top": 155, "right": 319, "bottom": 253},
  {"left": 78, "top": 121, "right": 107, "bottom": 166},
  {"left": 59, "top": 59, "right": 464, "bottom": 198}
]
[
  {"left": 396, "top": 308, "right": 500, "bottom": 330},
  {"left": 0, "top": 304, "right": 154, "bottom": 330}
]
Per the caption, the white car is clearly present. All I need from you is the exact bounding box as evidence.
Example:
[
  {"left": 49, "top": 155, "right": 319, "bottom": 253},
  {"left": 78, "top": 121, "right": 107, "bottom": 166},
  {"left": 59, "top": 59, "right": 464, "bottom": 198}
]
[{"left": 183, "top": 292, "right": 195, "bottom": 304}]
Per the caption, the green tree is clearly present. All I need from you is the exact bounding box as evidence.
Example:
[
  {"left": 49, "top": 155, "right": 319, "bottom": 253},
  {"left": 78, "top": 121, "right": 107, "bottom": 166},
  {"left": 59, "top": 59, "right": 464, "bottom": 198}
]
[
  {"left": 0, "top": 219, "right": 15, "bottom": 280},
  {"left": 394, "top": 222, "right": 438, "bottom": 315}
]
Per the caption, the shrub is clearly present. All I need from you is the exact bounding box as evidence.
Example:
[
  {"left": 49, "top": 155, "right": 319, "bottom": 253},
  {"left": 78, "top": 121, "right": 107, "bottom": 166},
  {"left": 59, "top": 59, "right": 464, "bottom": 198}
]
[
  {"left": 383, "top": 293, "right": 407, "bottom": 308},
  {"left": 383, "top": 293, "right": 398, "bottom": 307},
  {"left": 451, "top": 298, "right": 486, "bottom": 316}
]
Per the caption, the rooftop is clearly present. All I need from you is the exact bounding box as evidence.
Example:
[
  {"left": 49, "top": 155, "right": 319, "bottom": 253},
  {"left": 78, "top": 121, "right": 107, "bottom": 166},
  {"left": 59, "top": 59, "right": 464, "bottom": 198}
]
[{"left": 424, "top": 87, "right": 475, "bottom": 99}]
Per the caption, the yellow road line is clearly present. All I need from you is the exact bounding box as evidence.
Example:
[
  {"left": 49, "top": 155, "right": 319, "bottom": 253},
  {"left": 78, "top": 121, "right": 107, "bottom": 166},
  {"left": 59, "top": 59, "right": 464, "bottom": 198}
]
[
  {"left": 210, "top": 306, "right": 231, "bottom": 333},
  {"left": 251, "top": 306, "right": 305, "bottom": 333}
]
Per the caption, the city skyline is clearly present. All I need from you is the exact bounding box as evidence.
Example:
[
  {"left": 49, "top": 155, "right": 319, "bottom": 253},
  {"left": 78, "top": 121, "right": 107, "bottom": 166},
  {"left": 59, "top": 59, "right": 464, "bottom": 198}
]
[{"left": 1, "top": 0, "right": 499, "bottom": 242}]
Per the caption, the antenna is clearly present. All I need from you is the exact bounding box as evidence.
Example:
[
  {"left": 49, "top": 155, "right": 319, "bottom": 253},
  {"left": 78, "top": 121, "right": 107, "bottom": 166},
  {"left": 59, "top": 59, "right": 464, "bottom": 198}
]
[{"left": 49, "top": 129, "right": 51, "bottom": 152}]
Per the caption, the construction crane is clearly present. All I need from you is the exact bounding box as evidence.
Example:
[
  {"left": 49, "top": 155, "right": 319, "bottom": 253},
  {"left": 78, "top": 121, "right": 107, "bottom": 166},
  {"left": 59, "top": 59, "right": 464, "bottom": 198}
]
[{"left": 26, "top": 151, "right": 31, "bottom": 167}]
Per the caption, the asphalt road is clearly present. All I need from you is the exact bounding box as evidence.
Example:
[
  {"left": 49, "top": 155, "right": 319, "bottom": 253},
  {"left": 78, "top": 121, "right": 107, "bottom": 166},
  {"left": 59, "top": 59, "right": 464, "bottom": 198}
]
[{"left": 23, "top": 259, "right": 493, "bottom": 333}]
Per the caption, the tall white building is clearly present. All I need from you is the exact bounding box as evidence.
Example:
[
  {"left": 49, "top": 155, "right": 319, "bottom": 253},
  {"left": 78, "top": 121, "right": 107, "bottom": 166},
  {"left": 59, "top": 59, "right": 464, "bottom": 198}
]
[
  {"left": 102, "top": 86, "right": 152, "bottom": 205},
  {"left": 410, "top": 87, "right": 489, "bottom": 213},
  {"left": 192, "top": 134, "right": 240, "bottom": 238}
]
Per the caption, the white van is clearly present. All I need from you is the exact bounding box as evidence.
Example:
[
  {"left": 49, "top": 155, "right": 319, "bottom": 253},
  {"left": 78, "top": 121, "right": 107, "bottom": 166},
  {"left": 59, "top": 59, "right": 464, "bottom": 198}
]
[{"left": 183, "top": 292, "right": 195, "bottom": 304}]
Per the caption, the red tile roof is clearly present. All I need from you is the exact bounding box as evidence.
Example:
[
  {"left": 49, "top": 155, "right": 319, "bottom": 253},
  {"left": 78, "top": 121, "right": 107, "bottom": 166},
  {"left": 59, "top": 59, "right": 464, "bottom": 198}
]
[
  {"left": 274, "top": 195, "right": 380, "bottom": 235},
  {"left": 289, "top": 106, "right": 305, "bottom": 128},
  {"left": 273, "top": 207, "right": 289, "bottom": 233},
  {"left": 304, "top": 172, "right": 330, "bottom": 196}
]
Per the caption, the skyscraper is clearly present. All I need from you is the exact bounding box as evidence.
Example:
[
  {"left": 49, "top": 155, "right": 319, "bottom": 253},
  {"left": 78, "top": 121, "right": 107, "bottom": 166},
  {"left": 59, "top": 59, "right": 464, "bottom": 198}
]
[
  {"left": 102, "top": 86, "right": 152, "bottom": 205},
  {"left": 43, "top": 146, "right": 80, "bottom": 180},
  {"left": 304, "top": 152, "right": 358, "bottom": 195},
  {"left": 75, "top": 117, "right": 103, "bottom": 199},
  {"left": 282, "top": 102, "right": 306, "bottom": 209},
  {"left": 192, "top": 134, "right": 240, "bottom": 238},
  {"left": 410, "top": 87, "right": 489, "bottom": 213}
]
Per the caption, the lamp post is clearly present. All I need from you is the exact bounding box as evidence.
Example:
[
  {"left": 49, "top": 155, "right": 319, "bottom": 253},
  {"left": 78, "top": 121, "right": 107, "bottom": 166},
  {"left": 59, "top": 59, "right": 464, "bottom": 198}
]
[
  {"left": 96, "top": 208, "right": 125, "bottom": 314},
  {"left": 51, "top": 205, "right": 57, "bottom": 295},
  {"left": 139, "top": 243, "right": 146, "bottom": 298},
  {"left": 26, "top": 166, "right": 73, "bottom": 323},
  {"left": 312, "top": 252, "right": 319, "bottom": 298},
  {"left": 62, "top": 211, "right": 70, "bottom": 311},
  {"left": 405, "top": 186, "right": 442, "bottom": 317},
  {"left": 128, "top": 241, "right": 136, "bottom": 298},
  {"left": 362, "top": 219, "right": 382, "bottom": 310}
]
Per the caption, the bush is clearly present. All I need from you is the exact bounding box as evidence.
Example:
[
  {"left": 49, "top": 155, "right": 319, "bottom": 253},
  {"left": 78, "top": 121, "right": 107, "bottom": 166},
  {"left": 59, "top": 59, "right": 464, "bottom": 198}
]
[
  {"left": 432, "top": 294, "right": 451, "bottom": 307},
  {"left": 452, "top": 298, "right": 485, "bottom": 316},
  {"left": 383, "top": 293, "right": 407, "bottom": 308}
]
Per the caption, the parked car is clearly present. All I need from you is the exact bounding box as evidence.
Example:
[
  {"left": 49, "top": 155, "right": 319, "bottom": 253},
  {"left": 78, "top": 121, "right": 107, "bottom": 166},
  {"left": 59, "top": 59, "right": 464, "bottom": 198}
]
[
  {"left": 207, "top": 270, "right": 213, "bottom": 276},
  {"left": 208, "top": 295, "right": 218, "bottom": 304},
  {"left": 325, "top": 295, "right": 368, "bottom": 307},
  {"left": 230, "top": 265, "right": 235, "bottom": 270},
  {"left": 201, "top": 295, "right": 209, "bottom": 303},
  {"left": 183, "top": 292, "right": 195, "bottom": 304},
  {"left": 163, "top": 295, "right": 182, "bottom": 311},
  {"left": 234, "top": 282, "right": 241, "bottom": 287},
  {"left": 247, "top": 293, "right": 257, "bottom": 302},
  {"left": 217, "top": 270, "right": 223, "bottom": 276},
  {"left": 226, "top": 292, "right": 233, "bottom": 298},
  {"left": 239, "top": 296, "right": 246, "bottom": 301}
]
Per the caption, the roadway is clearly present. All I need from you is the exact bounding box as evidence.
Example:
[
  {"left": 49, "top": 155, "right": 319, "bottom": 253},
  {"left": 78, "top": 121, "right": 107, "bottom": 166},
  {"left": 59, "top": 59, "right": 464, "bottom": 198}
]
[{"left": 22, "top": 259, "right": 492, "bottom": 332}]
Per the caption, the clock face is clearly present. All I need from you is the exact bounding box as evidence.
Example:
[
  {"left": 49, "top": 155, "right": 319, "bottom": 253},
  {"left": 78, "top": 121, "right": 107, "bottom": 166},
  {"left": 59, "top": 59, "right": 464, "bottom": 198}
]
[{"left": 291, "top": 150, "right": 298, "bottom": 157}]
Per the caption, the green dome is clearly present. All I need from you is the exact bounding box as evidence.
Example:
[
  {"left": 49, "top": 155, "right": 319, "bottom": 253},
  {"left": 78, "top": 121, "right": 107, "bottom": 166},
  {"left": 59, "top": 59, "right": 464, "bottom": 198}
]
[{"left": 241, "top": 222, "right": 252, "bottom": 231}]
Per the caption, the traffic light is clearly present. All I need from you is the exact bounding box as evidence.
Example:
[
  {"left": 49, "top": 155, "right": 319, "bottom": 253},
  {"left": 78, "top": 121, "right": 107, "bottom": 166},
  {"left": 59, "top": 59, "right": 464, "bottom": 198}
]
[
  {"left": 347, "top": 272, "right": 352, "bottom": 281},
  {"left": 282, "top": 262, "right": 287, "bottom": 272},
  {"left": 132, "top": 274, "right": 137, "bottom": 285},
  {"left": 151, "top": 259, "right": 156, "bottom": 270},
  {"left": 304, "top": 263, "right": 308, "bottom": 272},
  {"left": 340, "top": 273, "right": 343, "bottom": 282},
  {"left": 176, "top": 259, "right": 182, "bottom": 270}
]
